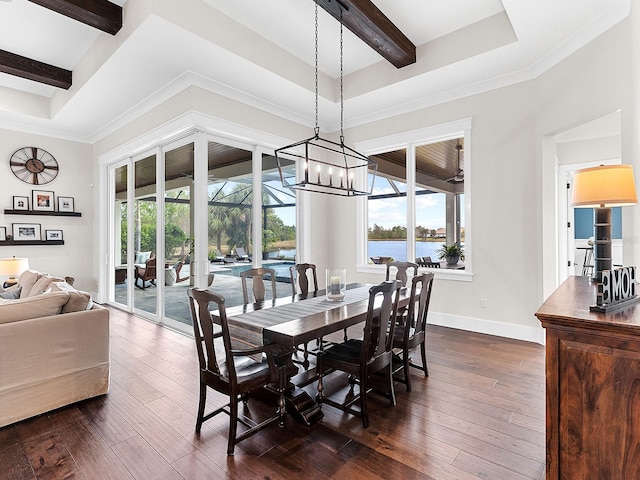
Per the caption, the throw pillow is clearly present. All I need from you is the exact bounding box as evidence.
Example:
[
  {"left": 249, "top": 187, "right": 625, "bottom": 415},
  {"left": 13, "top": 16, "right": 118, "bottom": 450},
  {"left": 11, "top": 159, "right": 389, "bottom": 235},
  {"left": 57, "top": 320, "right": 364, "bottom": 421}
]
[
  {"left": 17, "top": 269, "right": 42, "bottom": 298},
  {"left": 0, "top": 291, "right": 70, "bottom": 324},
  {"left": 27, "top": 274, "right": 66, "bottom": 298},
  {"left": 0, "top": 287, "right": 21, "bottom": 299},
  {"left": 48, "top": 282, "right": 93, "bottom": 313},
  {"left": 135, "top": 251, "right": 152, "bottom": 264}
]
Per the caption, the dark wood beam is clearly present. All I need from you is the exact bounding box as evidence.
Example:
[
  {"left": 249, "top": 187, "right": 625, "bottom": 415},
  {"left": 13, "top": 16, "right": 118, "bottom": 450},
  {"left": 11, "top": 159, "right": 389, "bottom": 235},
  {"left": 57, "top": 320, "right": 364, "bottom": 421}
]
[
  {"left": 315, "top": 0, "right": 416, "bottom": 69},
  {"left": 28, "top": 0, "right": 122, "bottom": 35},
  {"left": 0, "top": 49, "right": 72, "bottom": 89}
]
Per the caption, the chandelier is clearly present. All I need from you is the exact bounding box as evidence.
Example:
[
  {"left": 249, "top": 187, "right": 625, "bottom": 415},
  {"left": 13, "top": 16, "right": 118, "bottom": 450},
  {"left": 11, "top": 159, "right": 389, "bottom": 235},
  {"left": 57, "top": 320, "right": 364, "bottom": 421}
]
[{"left": 276, "top": 2, "right": 377, "bottom": 197}]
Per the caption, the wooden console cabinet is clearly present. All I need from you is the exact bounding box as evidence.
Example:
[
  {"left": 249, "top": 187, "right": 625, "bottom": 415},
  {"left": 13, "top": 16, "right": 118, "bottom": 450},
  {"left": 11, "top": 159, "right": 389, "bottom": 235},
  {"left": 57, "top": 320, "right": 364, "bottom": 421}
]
[{"left": 536, "top": 276, "right": 640, "bottom": 479}]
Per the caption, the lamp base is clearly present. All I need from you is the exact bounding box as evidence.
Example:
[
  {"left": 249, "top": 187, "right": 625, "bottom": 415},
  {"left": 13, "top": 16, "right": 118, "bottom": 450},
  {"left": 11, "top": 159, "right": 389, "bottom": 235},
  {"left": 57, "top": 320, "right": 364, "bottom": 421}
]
[
  {"left": 592, "top": 207, "right": 612, "bottom": 283},
  {"left": 2, "top": 276, "right": 18, "bottom": 289}
]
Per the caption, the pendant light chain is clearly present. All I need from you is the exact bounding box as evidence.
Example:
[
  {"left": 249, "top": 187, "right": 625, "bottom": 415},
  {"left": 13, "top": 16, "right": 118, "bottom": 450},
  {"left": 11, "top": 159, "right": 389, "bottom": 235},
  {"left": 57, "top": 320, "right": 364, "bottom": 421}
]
[
  {"left": 340, "top": 8, "right": 344, "bottom": 143},
  {"left": 274, "top": 2, "right": 378, "bottom": 197},
  {"left": 314, "top": 1, "right": 319, "bottom": 136}
]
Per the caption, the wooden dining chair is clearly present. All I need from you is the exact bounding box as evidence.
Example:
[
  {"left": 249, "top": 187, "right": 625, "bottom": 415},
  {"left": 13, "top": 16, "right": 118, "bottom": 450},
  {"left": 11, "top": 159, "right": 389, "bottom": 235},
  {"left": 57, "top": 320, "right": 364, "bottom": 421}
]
[
  {"left": 392, "top": 272, "right": 434, "bottom": 392},
  {"left": 316, "top": 280, "right": 402, "bottom": 428},
  {"left": 289, "top": 263, "right": 320, "bottom": 368},
  {"left": 289, "top": 263, "right": 318, "bottom": 296},
  {"left": 187, "top": 287, "right": 286, "bottom": 455},
  {"left": 385, "top": 261, "right": 418, "bottom": 287},
  {"left": 385, "top": 261, "right": 418, "bottom": 318},
  {"left": 240, "top": 267, "right": 277, "bottom": 304}
]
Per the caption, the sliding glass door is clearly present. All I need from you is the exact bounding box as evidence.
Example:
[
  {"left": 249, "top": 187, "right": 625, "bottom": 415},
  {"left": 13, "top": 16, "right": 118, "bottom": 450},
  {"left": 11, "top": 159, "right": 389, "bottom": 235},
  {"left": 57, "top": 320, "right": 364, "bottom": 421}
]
[{"left": 108, "top": 131, "right": 300, "bottom": 331}]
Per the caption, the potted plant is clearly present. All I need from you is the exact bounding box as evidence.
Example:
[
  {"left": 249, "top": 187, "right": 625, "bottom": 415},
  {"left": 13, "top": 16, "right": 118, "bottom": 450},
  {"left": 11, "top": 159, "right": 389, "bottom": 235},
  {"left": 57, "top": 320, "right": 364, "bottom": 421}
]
[{"left": 437, "top": 243, "right": 465, "bottom": 265}]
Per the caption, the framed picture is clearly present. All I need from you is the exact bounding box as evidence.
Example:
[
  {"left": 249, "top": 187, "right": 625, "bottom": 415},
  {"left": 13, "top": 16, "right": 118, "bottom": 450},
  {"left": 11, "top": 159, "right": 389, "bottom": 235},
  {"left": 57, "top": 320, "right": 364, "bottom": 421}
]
[
  {"left": 12, "top": 223, "right": 41, "bottom": 241},
  {"left": 12, "top": 196, "right": 29, "bottom": 211},
  {"left": 32, "top": 190, "right": 54, "bottom": 212},
  {"left": 0, "top": 227, "right": 5, "bottom": 241},
  {"left": 57, "top": 196, "right": 74, "bottom": 213},
  {"left": 45, "top": 229, "right": 63, "bottom": 241}
]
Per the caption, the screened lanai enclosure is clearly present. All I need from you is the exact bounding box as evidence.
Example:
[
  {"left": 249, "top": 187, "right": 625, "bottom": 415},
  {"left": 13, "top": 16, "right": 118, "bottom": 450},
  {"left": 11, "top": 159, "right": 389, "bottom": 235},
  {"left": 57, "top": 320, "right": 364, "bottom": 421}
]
[{"left": 109, "top": 137, "right": 297, "bottom": 333}]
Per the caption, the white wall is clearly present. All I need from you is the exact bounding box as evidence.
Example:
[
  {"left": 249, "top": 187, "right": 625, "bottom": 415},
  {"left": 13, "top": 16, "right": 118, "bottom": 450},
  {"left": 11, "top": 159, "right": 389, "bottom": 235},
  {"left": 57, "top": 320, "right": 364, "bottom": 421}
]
[
  {"left": 89, "top": 11, "right": 636, "bottom": 344},
  {"left": 331, "top": 14, "right": 634, "bottom": 342},
  {"left": 0, "top": 130, "right": 96, "bottom": 292}
]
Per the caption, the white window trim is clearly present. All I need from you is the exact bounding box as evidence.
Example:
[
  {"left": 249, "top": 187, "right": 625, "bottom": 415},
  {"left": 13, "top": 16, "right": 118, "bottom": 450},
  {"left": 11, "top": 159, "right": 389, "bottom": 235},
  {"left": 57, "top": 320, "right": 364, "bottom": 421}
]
[
  {"left": 355, "top": 118, "right": 473, "bottom": 281},
  {"left": 98, "top": 112, "right": 309, "bottom": 301}
]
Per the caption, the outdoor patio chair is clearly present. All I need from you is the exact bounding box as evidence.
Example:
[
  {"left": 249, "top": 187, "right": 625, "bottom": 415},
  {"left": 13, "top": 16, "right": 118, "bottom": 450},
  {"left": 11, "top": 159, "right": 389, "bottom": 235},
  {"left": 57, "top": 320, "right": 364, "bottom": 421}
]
[
  {"left": 134, "top": 256, "right": 157, "bottom": 289},
  {"left": 417, "top": 256, "right": 440, "bottom": 268},
  {"left": 212, "top": 249, "right": 234, "bottom": 264},
  {"left": 173, "top": 256, "right": 189, "bottom": 283},
  {"left": 235, "top": 247, "right": 251, "bottom": 262}
]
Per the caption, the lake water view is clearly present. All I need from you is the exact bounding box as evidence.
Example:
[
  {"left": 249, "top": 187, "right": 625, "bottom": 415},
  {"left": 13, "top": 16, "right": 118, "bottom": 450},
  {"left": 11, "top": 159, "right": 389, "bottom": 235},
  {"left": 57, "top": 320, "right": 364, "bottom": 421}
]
[
  {"left": 272, "top": 241, "right": 447, "bottom": 263},
  {"left": 368, "top": 240, "right": 445, "bottom": 262}
]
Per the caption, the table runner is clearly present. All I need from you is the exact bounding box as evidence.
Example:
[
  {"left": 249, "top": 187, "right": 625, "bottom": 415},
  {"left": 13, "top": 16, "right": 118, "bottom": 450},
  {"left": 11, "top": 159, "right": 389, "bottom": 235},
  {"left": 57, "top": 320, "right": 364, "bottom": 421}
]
[{"left": 227, "top": 285, "right": 372, "bottom": 352}]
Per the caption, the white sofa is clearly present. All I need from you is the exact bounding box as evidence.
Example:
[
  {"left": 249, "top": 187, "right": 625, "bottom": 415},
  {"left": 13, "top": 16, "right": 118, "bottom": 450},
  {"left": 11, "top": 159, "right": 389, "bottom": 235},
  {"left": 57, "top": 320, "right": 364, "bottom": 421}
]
[{"left": 0, "top": 270, "right": 110, "bottom": 427}]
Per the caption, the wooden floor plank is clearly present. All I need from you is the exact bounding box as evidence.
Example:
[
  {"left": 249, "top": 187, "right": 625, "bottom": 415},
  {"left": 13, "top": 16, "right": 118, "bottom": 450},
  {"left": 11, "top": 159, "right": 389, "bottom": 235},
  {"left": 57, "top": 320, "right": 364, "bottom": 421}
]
[{"left": 0, "top": 307, "right": 546, "bottom": 480}]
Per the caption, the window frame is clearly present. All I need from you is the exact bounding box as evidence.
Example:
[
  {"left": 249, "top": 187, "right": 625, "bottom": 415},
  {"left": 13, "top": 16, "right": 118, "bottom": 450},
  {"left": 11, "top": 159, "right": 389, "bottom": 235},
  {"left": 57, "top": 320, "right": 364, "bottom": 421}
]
[{"left": 355, "top": 119, "right": 473, "bottom": 281}]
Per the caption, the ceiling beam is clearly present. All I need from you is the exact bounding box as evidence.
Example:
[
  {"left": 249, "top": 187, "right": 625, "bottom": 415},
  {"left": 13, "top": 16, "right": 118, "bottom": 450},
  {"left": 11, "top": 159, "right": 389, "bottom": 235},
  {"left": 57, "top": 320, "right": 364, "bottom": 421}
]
[
  {"left": 315, "top": 0, "right": 416, "bottom": 69},
  {"left": 27, "top": 0, "right": 122, "bottom": 35},
  {"left": 0, "top": 49, "right": 72, "bottom": 89}
]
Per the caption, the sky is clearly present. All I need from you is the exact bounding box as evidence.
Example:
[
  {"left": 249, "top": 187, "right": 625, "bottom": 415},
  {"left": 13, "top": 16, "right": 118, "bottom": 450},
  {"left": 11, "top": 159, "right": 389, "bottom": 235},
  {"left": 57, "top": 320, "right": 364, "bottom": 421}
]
[{"left": 369, "top": 193, "right": 446, "bottom": 230}]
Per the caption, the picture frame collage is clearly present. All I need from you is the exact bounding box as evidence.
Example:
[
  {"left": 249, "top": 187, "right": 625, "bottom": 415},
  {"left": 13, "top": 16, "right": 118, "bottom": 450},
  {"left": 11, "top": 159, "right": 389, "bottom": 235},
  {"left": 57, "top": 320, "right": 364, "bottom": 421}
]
[
  {"left": 1, "top": 190, "right": 73, "bottom": 243},
  {"left": 12, "top": 190, "right": 75, "bottom": 214}
]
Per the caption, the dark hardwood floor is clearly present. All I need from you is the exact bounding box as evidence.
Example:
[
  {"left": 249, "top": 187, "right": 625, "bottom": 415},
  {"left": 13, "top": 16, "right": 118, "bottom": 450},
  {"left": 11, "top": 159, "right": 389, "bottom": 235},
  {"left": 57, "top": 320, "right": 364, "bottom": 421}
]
[{"left": 0, "top": 306, "right": 546, "bottom": 479}]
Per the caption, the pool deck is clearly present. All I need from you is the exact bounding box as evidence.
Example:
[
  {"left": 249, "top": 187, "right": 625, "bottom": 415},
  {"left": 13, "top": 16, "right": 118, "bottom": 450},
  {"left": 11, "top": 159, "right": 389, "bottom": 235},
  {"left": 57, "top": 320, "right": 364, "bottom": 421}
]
[{"left": 114, "top": 260, "right": 295, "bottom": 326}]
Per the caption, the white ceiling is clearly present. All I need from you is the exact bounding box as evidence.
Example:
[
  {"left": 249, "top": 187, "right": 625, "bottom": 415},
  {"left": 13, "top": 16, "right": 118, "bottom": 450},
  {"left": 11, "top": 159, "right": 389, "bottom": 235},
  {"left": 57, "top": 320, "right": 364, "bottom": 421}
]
[{"left": 0, "top": 0, "right": 631, "bottom": 142}]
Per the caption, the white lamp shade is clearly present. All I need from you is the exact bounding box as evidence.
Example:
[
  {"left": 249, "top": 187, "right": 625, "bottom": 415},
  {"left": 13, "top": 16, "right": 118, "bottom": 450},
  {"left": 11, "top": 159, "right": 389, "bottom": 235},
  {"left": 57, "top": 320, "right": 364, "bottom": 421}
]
[
  {"left": 0, "top": 257, "right": 29, "bottom": 277},
  {"left": 572, "top": 164, "right": 638, "bottom": 207}
]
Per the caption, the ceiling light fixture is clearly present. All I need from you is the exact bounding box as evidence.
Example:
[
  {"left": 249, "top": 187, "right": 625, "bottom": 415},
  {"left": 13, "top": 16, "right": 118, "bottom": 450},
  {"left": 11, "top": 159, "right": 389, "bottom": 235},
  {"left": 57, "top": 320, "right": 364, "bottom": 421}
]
[
  {"left": 446, "top": 141, "right": 464, "bottom": 183},
  {"left": 276, "top": 1, "right": 377, "bottom": 197}
]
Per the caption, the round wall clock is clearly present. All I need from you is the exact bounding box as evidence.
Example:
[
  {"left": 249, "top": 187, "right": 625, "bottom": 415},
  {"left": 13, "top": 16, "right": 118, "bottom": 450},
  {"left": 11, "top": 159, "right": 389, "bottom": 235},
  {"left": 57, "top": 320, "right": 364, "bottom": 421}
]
[{"left": 10, "top": 147, "right": 59, "bottom": 185}]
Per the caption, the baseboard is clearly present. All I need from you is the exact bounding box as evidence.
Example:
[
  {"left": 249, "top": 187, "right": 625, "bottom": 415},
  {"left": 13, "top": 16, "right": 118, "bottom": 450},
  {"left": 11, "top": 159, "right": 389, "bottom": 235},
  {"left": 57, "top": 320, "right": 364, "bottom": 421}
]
[{"left": 428, "top": 312, "right": 545, "bottom": 345}]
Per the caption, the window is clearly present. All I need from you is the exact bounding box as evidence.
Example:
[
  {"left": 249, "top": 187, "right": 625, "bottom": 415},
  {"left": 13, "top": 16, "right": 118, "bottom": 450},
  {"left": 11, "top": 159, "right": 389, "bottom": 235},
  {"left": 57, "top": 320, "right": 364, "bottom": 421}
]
[{"left": 357, "top": 119, "right": 471, "bottom": 275}]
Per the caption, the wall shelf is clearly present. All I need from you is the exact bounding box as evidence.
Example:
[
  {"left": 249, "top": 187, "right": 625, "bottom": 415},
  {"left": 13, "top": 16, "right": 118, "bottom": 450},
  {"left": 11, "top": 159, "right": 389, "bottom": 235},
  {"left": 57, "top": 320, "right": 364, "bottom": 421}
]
[
  {"left": 0, "top": 240, "right": 64, "bottom": 246},
  {"left": 4, "top": 209, "right": 81, "bottom": 217}
]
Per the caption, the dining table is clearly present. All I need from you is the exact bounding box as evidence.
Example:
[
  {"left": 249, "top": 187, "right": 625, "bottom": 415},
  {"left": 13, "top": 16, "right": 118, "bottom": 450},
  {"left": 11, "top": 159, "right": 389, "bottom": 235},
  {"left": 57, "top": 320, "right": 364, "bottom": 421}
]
[{"left": 211, "top": 282, "right": 414, "bottom": 426}]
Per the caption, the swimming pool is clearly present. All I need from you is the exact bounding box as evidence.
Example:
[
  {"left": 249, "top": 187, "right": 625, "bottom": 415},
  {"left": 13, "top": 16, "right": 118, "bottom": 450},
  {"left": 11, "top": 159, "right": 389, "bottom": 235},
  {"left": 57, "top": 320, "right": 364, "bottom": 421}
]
[{"left": 216, "top": 262, "right": 295, "bottom": 282}]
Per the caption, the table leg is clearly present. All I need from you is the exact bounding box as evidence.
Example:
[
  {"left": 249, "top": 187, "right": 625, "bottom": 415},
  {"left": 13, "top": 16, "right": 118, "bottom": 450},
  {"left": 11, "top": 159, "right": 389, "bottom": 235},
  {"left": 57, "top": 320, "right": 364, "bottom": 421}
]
[{"left": 274, "top": 349, "right": 323, "bottom": 426}]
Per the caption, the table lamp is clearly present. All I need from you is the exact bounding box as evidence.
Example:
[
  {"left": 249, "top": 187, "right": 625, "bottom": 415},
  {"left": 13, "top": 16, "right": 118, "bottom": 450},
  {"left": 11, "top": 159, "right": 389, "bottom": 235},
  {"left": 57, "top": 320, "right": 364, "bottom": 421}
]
[
  {"left": 0, "top": 256, "right": 29, "bottom": 288},
  {"left": 571, "top": 164, "right": 637, "bottom": 282}
]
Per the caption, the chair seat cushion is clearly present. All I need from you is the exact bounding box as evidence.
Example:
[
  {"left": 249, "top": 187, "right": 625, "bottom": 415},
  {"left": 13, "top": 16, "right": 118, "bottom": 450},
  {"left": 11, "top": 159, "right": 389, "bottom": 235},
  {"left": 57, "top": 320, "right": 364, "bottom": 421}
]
[
  {"left": 321, "top": 339, "right": 362, "bottom": 369},
  {"left": 392, "top": 326, "right": 424, "bottom": 349},
  {"left": 204, "top": 357, "right": 273, "bottom": 394}
]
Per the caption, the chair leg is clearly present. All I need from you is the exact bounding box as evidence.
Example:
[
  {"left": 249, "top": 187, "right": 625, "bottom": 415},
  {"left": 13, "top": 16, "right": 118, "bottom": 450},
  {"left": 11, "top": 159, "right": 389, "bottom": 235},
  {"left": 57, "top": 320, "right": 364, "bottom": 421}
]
[
  {"left": 403, "top": 348, "right": 412, "bottom": 392},
  {"left": 195, "top": 383, "right": 207, "bottom": 432},
  {"left": 421, "top": 342, "right": 429, "bottom": 377},
  {"left": 387, "top": 363, "right": 396, "bottom": 406},
  {"left": 227, "top": 395, "right": 238, "bottom": 455},
  {"left": 360, "top": 377, "right": 369, "bottom": 428}
]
